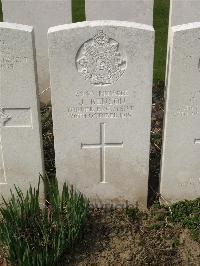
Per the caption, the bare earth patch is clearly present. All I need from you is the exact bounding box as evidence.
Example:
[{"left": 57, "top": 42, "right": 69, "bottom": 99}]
[{"left": 66, "top": 209, "right": 200, "bottom": 266}]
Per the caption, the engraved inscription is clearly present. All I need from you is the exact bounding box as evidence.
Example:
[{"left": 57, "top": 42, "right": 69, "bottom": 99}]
[
  {"left": 67, "top": 89, "right": 136, "bottom": 119},
  {"left": 81, "top": 123, "right": 123, "bottom": 183},
  {"left": 178, "top": 178, "right": 200, "bottom": 189},
  {"left": 0, "top": 40, "right": 28, "bottom": 70},
  {"left": 76, "top": 30, "right": 127, "bottom": 86},
  {"left": 0, "top": 52, "right": 28, "bottom": 71},
  {"left": 174, "top": 90, "right": 200, "bottom": 117}
]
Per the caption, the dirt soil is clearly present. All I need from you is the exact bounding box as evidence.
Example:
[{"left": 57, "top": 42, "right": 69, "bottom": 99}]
[
  {"left": 66, "top": 209, "right": 200, "bottom": 266},
  {"left": 1, "top": 208, "right": 200, "bottom": 266}
]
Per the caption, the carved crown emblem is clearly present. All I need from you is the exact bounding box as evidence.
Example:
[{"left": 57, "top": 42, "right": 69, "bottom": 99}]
[{"left": 76, "top": 30, "right": 127, "bottom": 86}]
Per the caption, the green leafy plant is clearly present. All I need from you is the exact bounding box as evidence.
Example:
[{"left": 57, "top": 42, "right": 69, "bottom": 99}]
[
  {"left": 149, "top": 198, "right": 200, "bottom": 242},
  {"left": 125, "top": 206, "right": 140, "bottom": 220},
  {"left": 148, "top": 222, "right": 164, "bottom": 230},
  {"left": 170, "top": 198, "right": 200, "bottom": 241},
  {"left": 0, "top": 175, "right": 89, "bottom": 266},
  {"left": 172, "top": 236, "right": 180, "bottom": 249}
]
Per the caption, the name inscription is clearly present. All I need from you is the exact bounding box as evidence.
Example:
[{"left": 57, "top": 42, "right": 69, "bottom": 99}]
[
  {"left": 67, "top": 89, "right": 135, "bottom": 119},
  {"left": 174, "top": 90, "right": 200, "bottom": 117},
  {"left": 178, "top": 177, "right": 200, "bottom": 188},
  {"left": 0, "top": 52, "right": 28, "bottom": 70}
]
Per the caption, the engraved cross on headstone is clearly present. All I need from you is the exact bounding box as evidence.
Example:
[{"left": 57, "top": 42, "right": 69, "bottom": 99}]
[
  {"left": 81, "top": 123, "right": 123, "bottom": 183},
  {"left": 0, "top": 107, "right": 32, "bottom": 184},
  {"left": 194, "top": 138, "right": 200, "bottom": 144}
]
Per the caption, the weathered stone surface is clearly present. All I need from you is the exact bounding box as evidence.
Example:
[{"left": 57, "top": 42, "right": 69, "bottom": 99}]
[
  {"left": 85, "top": 0, "right": 154, "bottom": 25},
  {"left": 161, "top": 23, "right": 200, "bottom": 203},
  {"left": 166, "top": 0, "right": 200, "bottom": 84},
  {"left": 2, "top": 0, "right": 72, "bottom": 103},
  {"left": 0, "top": 22, "right": 44, "bottom": 201},
  {"left": 169, "top": 0, "right": 200, "bottom": 27},
  {"left": 48, "top": 21, "right": 154, "bottom": 207}
]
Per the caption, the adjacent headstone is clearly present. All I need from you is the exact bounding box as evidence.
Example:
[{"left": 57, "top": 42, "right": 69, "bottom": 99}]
[
  {"left": 2, "top": 0, "right": 72, "bottom": 103},
  {"left": 48, "top": 21, "right": 154, "bottom": 207},
  {"left": 169, "top": 0, "right": 200, "bottom": 27},
  {"left": 166, "top": 0, "right": 200, "bottom": 84},
  {"left": 161, "top": 23, "right": 200, "bottom": 203},
  {"left": 85, "top": 0, "right": 154, "bottom": 25},
  {"left": 0, "top": 22, "right": 44, "bottom": 201}
]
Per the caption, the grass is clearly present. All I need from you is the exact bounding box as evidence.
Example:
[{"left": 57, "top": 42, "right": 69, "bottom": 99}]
[
  {"left": 0, "top": 1, "right": 199, "bottom": 264},
  {"left": 0, "top": 0, "right": 2, "bottom": 22},
  {"left": 126, "top": 198, "right": 200, "bottom": 243},
  {"left": 0, "top": 176, "right": 89, "bottom": 266},
  {"left": 0, "top": 0, "right": 169, "bottom": 81},
  {"left": 170, "top": 198, "right": 200, "bottom": 241},
  {"left": 153, "top": 0, "right": 170, "bottom": 80},
  {"left": 72, "top": 0, "right": 85, "bottom": 22}
]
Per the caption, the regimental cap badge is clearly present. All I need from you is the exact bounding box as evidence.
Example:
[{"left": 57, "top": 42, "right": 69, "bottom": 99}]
[
  {"left": 93, "top": 30, "right": 109, "bottom": 46},
  {"left": 76, "top": 30, "right": 127, "bottom": 86}
]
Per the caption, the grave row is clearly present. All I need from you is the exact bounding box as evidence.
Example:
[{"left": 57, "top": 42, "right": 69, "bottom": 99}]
[
  {"left": 1, "top": 0, "right": 154, "bottom": 103},
  {"left": 0, "top": 20, "right": 200, "bottom": 207},
  {"left": 2, "top": 0, "right": 200, "bottom": 103}
]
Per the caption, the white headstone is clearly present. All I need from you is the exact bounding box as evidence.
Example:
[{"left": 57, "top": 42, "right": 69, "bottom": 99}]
[
  {"left": 0, "top": 22, "right": 44, "bottom": 201},
  {"left": 166, "top": 0, "right": 200, "bottom": 84},
  {"left": 85, "top": 0, "right": 154, "bottom": 25},
  {"left": 48, "top": 21, "right": 154, "bottom": 207},
  {"left": 169, "top": 0, "right": 200, "bottom": 27},
  {"left": 2, "top": 0, "right": 72, "bottom": 103},
  {"left": 161, "top": 23, "right": 200, "bottom": 203}
]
